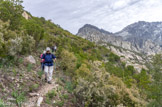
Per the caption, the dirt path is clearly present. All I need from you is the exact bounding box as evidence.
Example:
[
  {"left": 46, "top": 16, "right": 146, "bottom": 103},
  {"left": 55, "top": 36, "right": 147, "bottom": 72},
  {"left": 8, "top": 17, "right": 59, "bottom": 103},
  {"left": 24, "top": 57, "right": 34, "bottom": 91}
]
[{"left": 23, "top": 79, "right": 59, "bottom": 107}]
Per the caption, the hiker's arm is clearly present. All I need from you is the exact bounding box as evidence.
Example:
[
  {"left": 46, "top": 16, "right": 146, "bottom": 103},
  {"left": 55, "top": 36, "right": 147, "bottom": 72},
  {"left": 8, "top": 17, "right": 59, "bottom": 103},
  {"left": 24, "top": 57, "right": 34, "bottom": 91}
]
[{"left": 52, "top": 54, "right": 56, "bottom": 62}]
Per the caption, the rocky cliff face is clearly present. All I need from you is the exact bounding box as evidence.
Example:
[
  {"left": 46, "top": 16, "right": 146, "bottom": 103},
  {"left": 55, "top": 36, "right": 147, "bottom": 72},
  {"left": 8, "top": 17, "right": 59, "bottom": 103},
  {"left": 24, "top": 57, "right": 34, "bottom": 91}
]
[
  {"left": 77, "top": 23, "right": 162, "bottom": 55},
  {"left": 116, "top": 21, "right": 162, "bottom": 46},
  {"left": 116, "top": 21, "right": 162, "bottom": 55},
  {"left": 77, "top": 24, "right": 138, "bottom": 52}
]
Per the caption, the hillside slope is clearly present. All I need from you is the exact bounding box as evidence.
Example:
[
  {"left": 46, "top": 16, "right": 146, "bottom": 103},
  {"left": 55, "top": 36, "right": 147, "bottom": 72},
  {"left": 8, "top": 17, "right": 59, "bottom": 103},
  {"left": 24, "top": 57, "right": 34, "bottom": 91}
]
[
  {"left": 0, "top": 0, "right": 161, "bottom": 107},
  {"left": 77, "top": 24, "right": 149, "bottom": 72}
]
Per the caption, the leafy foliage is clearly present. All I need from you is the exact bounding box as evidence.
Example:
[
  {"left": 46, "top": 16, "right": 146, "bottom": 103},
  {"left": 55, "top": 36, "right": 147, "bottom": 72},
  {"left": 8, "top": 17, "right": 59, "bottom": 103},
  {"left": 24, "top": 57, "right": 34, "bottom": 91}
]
[
  {"left": 0, "top": 0, "right": 161, "bottom": 106},
  {"left": 12, "top": 91, "right": 25, "bottom": 106},
  {"left": 146, "top": 54, "right": 162, "bottom": 106},
  {"left": 75, "top": 61, "right": 147, "bottom": 107},
  {"left": 60, "top": 49, "right": 77, "bottom": 74},
  {"left": 0, "top": 0, "right": 23, "bottom": 30},
  {"left": 0, "top": 99, "right": 5, "bottom": 107}
]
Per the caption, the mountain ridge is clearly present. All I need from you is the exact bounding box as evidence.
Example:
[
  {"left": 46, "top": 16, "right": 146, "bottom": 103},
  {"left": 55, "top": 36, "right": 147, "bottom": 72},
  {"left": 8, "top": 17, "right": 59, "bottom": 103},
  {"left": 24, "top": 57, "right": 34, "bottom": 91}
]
[
  {"left": 116, "top": 21, "right": 162, "bottom": 46},
  {"left": 77, "top": 21, "right": 162, "bottom": 55},
  {"left": 0, "top": 0, "right": 161, "bottom": 106}
]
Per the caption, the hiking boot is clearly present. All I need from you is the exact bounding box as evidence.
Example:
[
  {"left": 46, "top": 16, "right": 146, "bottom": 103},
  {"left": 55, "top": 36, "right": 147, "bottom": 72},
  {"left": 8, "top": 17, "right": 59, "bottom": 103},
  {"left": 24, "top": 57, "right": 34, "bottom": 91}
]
[{"left": 48, "top": 81, "right": 52, "bottom": 84}]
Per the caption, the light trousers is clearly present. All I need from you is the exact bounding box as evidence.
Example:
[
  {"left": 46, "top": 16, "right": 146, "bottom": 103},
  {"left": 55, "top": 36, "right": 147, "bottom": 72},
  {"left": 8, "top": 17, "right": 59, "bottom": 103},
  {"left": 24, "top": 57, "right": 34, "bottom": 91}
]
[{"left": 44, "top": 66, "right": 53, "bottom": 82}]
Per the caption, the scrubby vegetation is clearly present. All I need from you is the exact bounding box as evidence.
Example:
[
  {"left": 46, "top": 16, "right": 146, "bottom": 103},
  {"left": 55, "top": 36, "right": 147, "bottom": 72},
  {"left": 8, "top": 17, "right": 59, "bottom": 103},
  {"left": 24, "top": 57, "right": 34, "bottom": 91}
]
[{"left": 0, "top": 0, "right": 161, "bottom": 106}]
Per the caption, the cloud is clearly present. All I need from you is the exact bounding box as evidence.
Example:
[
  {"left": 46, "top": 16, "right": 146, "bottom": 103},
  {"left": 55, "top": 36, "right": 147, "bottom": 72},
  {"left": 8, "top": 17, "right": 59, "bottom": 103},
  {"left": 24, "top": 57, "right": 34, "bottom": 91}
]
[{"left": 23, "top": 0, "right": 162, "bottom": 34}]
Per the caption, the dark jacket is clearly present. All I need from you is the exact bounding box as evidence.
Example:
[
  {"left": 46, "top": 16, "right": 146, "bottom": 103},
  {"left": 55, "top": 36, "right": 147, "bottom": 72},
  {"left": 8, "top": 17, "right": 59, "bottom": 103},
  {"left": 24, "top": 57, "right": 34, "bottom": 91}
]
[{"left": 42, "top": 53, "right": 56, "bottom": 66}]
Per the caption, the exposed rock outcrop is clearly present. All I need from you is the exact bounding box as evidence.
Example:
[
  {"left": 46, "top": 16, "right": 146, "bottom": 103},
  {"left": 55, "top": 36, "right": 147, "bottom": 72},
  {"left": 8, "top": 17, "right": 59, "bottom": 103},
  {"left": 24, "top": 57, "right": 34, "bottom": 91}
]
[
  {"left": 116, "top": 21, "right": 162, "bottom": 55},
  {"left": 24, "top": 55, "right": 36, "bottom": 64},
  {"left": 22, "top": 11, "right": 31, "bottom": 20}
]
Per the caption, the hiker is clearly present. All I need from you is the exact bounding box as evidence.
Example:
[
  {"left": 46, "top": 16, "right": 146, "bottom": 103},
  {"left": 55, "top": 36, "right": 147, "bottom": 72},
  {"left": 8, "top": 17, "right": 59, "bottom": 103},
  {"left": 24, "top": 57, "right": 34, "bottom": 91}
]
[
  {"left": 54, "top": 45, "right": 57, "bottom": 52},
  {"left": 42, "top": 47, "right": 56, "bottom": 84},
  {"left": 40, "top": 51, "right": 46, "bottom": 71},
  {"left": 52, "top": 45, "right": 57, "bottom": 52}
]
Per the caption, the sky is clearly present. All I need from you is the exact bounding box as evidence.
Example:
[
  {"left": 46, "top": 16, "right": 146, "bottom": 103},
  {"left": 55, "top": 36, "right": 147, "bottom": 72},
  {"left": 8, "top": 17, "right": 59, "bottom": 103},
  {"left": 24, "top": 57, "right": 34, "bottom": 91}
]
[{"left": 22, "top": 0, "right": 162, "bottom": 34}]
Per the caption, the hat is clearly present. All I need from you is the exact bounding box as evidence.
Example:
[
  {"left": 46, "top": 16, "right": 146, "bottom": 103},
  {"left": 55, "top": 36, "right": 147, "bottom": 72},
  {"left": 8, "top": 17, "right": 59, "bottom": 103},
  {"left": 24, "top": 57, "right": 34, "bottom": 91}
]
[
  {"left": 46, "top": 47, "right": 51, "bottom": 52},
  {"left": 43, "top": 50, "right": 46, "bottom": 54}
]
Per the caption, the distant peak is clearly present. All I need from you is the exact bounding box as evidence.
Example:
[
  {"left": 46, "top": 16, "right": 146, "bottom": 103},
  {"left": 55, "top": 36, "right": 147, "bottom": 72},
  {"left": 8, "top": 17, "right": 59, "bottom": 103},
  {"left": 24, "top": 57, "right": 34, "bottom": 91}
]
[
  {"left": 83, "top": 24, "right": 93, "bottom": 27},
  {"left": 83, "top": 24, "right": 100, "bottom": 30},
  {"left": 137, "top": 21, "right": 147, "bottom": 23},
  {"left": 78, "top": 24, "right": 112, "bottom": 35}
]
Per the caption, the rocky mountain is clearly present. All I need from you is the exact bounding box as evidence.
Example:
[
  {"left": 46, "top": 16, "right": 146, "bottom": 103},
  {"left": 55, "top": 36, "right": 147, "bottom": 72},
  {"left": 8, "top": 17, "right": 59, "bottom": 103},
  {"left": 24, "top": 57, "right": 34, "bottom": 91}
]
[
  {"left": 116, "top": 21, "right": 162, "bottom": 54},
  {"left": 77, "top": 24, "right": 147, "bottom": 72},
  {"left": 1, "top": 0, "right": 162, "bottom": 106},
  {"left": 77, "top": 24, "right": 138, "bottom": 51},
  {"left": 77, "top": 23, "right": 162, "bottom": 55},
  {"left": 116, "top": 21, "right": 162, "bottom": 46}
]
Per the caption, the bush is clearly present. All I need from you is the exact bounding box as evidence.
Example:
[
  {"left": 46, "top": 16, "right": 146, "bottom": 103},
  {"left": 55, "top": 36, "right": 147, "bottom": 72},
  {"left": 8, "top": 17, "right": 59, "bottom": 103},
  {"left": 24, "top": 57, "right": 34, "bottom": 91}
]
[
  {"left": 0, "top": 99, "right": 5, "bottom": 107},
  {"left": 29, "top": 84, "right": 39, "bottom": 92},
  {"left": 11, "top": 91, "right": 25, "bottom": 107},
  {"left": 65, "top": 81, "right": 74, "bottom": 93},
  {"left": 5, "top": 37, "right": 23, "bottom": 56},
  {"left": 45, "top": 90, "right": 56, "bottom": 104},
  {"left": 147, "top": 100, "right": 161, "bottom": 107},
  {"left": 60, "top": 49, "right": 77, "bottom": 74},
  {"left": 133, "top": 69, "right": 150, "bottom": 90},
  {"left": 21, "top": 35, "right": 35, "bottom": 54},
  {"left": 0, "top": 0, "right": 23, "bottom": 30},
  {"left": 75, "top": 61, "right": 147, "bottom": 107},
  {"left": 75, "top": 64, "right": 91, "bottom": 79},
  {"left": 108, "top": 52, "right": 120, "bottom": 63},
  {"left": 23, "top": 20, "right": 45, "bottom": 45},
  {"left": 75, "top": 70, "right": 110, "bottom": 106},
  {"left": 46, "top": 90, "right": 56, "bottom": 99}
]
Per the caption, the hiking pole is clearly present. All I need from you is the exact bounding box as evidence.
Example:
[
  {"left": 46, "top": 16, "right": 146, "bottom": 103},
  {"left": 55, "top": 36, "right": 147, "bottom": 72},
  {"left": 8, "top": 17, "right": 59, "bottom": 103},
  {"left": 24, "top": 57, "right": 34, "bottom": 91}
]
[{"left": 54, "top": 60, "right": 57, "bottom": 71}]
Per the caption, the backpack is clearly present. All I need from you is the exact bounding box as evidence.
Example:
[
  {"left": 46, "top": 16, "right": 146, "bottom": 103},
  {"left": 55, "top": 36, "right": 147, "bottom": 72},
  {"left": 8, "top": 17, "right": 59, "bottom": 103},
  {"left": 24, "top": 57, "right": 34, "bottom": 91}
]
[
  {"left": 44, "top": 54, "right": 53, "bottom": 63},
  {"left": 40, "top": 54, "right": 45, "bottom": 63}
]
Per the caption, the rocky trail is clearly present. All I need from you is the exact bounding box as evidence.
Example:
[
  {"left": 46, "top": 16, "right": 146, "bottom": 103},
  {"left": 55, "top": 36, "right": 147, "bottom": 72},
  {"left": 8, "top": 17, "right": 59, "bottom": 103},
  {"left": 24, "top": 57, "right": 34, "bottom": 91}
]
[
  {"left": 23, "top": 78, "right": 59, "bottom": 107},
  {"left": 20, "top": 65, "right": 77, "bottom": 107},
  {"left": 12, "top": 54, "right": 77, "bottom": 107}
]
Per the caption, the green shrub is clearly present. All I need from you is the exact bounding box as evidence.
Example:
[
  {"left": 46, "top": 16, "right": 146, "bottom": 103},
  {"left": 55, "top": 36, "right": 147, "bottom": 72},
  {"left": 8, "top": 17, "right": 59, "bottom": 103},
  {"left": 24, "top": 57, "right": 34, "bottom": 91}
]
[
  {"left": 60, "top": 49, "right": 77, "bottom": 74},
  {"left": 0, "top": 99, "right": 5, "bottom": 107},
  {"left": 62, "top": 94, "right": 69, "bottom": 99},
  {"left": 46, "top": 90, "right": 56, "bottom": 99},
  {"left": 23, "top": 20, "right": 45, "bottom": 45},
  {"left": 45, "top": 90, "right": 56, "bottom": 104},
  {"left": 29, "top": 84, "right": 39, "bottom": 92},
  {"left": 65, "top": 81, "right": 74, "bottom": 93},
  {"left": 37, "top": 70, "right": 44, "bottom": 78},
  {"left": 75, "top": 62, "right": 147, "bottom": 107},
  {"left": 27, "top": 64, "right": 33, "bottom": 72},
  {"left": 75, "top": 64, "right": 91, "bottom": 80},
  {"left": 108, "top": 52, "right": 120, "bottom": 63},
  {"left": 12, "top": 68, "right": 17, "bottom": 76},
  {"left": 21, "top": 35, "right": 35, "bottom": 54},
  {"left": 55, "top": 100, "right": 64, "bottom": 107},
  {"left": 5, "top": 37, "right": 23, "bottom": 56},
  {"left": 11, "top": 91, "right": 25, "bottom": 107},
  {"left": 75, "top": 63, "right": 110, "bottom": 106},
  {"left": 133, "top": 69, "right": 150, "bottom": 90},
  {"left": 147, "top": 100, "right": 161, "bottom": 107},
  {"left": 0, "top": 0, "right": 23, "bottom": 30}
]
